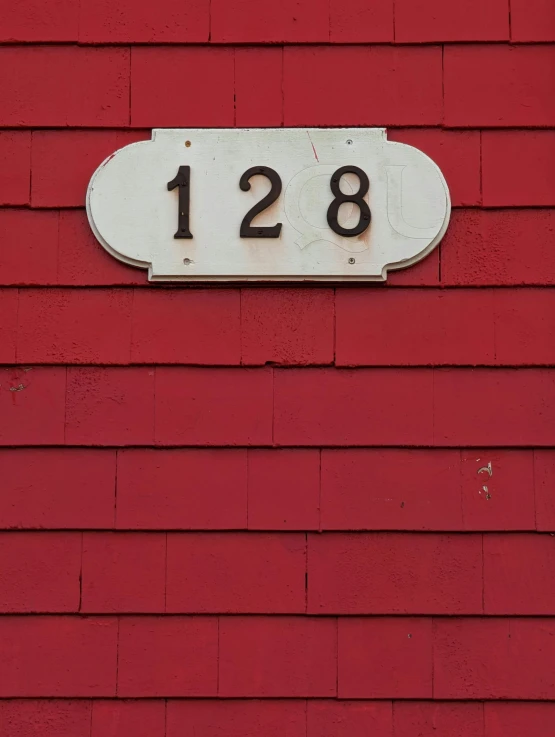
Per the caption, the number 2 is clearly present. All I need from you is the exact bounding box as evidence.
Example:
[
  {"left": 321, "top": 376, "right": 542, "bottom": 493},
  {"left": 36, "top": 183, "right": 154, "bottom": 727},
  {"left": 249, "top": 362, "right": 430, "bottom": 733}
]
[{"left": 239, "top": 167, "right": 282, "bottom": 238}]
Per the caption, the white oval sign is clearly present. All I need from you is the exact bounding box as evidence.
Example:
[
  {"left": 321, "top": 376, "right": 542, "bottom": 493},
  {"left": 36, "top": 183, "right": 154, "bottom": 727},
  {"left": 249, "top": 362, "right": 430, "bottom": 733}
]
[{"left": 86, "top": 128, "right": 450, "bottom": 282}]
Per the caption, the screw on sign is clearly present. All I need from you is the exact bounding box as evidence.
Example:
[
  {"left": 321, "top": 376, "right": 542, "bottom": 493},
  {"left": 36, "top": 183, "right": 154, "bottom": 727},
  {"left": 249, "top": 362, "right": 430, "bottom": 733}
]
[{"left": 87, "top": 128, "right": 450, "bottom": 282}]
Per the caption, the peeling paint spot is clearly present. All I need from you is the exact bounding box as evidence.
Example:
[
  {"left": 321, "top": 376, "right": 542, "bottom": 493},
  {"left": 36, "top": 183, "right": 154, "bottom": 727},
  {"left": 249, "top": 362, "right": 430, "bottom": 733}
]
[
  {"left": 478, "top": 462, "right": 493, "bottom": 477},
  {"left": 9, "top": 384, "right": 25, "bottom": 392}
]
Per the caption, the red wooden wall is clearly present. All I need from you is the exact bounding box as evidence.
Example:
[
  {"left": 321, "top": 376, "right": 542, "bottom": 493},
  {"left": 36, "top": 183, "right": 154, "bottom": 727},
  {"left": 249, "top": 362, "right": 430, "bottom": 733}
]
[{"left": 1, "top": 0, "right": 555, "bottom": 735}]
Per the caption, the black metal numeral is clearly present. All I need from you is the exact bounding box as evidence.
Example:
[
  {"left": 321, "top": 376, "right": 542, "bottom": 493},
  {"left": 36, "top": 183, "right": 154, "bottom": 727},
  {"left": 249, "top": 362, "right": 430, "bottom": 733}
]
[
  {"left": 327, "top": 165, "right": 371, "bottom": 237},
  {"left": 167, "top": 166, "right": 193, "bottom": 239},
  {"left": 239, "top": 167, "right": 282, "bottom": 238}
]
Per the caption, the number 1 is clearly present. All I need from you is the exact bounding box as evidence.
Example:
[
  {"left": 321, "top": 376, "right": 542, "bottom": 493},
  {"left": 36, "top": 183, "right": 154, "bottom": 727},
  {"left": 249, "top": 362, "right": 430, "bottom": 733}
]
[{"left": 167, "top": 166, "right": 193, "bottom": 239}]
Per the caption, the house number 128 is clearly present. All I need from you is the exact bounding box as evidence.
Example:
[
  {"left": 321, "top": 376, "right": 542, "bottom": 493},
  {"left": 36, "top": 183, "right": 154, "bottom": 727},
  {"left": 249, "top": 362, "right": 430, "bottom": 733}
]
[{"left": 167, "top": 165, "right": 372, "bottom": 240}]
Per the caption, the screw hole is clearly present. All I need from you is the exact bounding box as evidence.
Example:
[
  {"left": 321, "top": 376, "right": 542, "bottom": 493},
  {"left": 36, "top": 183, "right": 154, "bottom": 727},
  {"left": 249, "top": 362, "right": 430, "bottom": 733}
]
[
  {"left": 183, "top": 258, "right": 192, "bottom": 265},
  {"left": 348, "top": 257, "right": 356, "bottom": 265},
  {"left": 185, "top": 141, "right": 191, "bottom": 147}
]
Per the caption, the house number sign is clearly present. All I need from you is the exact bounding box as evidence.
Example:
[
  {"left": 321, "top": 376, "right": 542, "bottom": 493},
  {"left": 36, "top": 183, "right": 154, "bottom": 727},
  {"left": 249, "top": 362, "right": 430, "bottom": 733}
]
[{"left": 86, "top": 128, "right": 450, "bottom": 282}]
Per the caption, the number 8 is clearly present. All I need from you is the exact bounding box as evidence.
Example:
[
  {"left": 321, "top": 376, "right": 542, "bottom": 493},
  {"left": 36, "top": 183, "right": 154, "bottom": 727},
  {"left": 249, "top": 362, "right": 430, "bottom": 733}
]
[{"left": 327, "top": 166, "right": 371, "bottom": 237}]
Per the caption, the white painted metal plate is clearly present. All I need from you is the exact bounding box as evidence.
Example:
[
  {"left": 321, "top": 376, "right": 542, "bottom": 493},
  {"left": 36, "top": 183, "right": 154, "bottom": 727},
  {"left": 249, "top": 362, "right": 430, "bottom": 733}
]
[{"left": 86, "top": 128, "right": 450, "bottom": 282}]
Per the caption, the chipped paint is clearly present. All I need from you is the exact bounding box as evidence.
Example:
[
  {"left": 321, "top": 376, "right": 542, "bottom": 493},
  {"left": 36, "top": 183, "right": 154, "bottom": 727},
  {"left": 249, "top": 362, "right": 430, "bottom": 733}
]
[{"left": 478, "top": 462, "right": 493, "bottom": 477}]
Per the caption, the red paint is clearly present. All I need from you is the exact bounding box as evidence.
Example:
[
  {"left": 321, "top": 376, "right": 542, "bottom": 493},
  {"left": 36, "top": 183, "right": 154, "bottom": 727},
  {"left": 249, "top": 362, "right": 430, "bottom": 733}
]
[
  {"left": 0, "top": 289, "right": 17, "bottom": 363},
  {"left": 386, "top": 245, "right": 440, "bottom": 286},
  {"left": 0, "top": 617, "right": 118, "bottom": 696},
  {"left": 65, "top": 367, "right": 155, "bottom": 445},
  {"left": 219, "top": 616, "right": 337, "bottom": 696},
  {"left": 510, "top": 0, "right": 555, "bottom": 41},
  {"left": 274, "top": 368, "right": 435, "bottom": 445},
  {"left": 247, "top": 449, "right": 320, "bottom": 530},
  {"left": 308, "top": 701, "right": 393, "bottom": 737},
  {"left": 393, "top": 702, "right": 484, "bottom": 737},
  {"left": 482, "top": 130, "right": 555, "bottom": 206},
  {"left": 441, "top": 209, "right": 555, "bottom": 285},
  {"left": 0, "top": 132, "right": 31, "bottom": 205},
  {"left": 308, "top": 532, "right": 483, "bottom": 614},
  {"left": 535, "top": 451, "right": 555, "bottom": 531},
  {"left": 31, "top": 130, "right": 149, "bottom": 207},
  {"left": 0, "top": 367, "right": 66, "bottom": 445},
  {"left": 321, "top": 449, "right": 463, "bottom": 530},
  {"left": 91, "top": 700, "right": 166, "bottom": 737},
  {"left": 0, "top": 210, "right": 59, "bottom": 285},
  {"left": 81, "top": 532, "right": 167, "bottom": 612},
  {"left": 116, "top": 448, "right": 247, "bottom": 529},
  {"left": 485, "top": 702, "right": 555, "bottom": 736},
  {"left": 284, "top": 47, "right": 443, "bottom": 126},
  {"left": 241, "top": 288, "right": 334, "bottom": 365},
  {"left": 387, "top": 128, "right": 481, "bottom": 206},
  {"left": 79, "top": 0, "right": 209, "bottom": 43},
  {"left": 1, "top": 0, "right": 553, "bottom": 726},
  {"left": 433, "top": 368, "right": 555, "bottom": 446},
  {"left": 166, "top": 532, "right": 306, "bottom": 613},
  {"left": 117, "top": 617, "right": 218, "bottom": 696},
  {"left": 0, "top": 449, "right": 115, "bottom": 529},
  {"left": 336, "top": 289, "right": 497, "bottom": 366},
  {"left": 434, "top": 618, "right": 555, "bottom": 699},
  {"left": 338, "top": 618, "right": 433, "bottom": 698},
  {"left": 0, "top": 0, "right": 79, "bottom": 42},
  {"left": 444, "top": 45, "right": 555, "bottom": 127},
  {"left": 17, "top": 289, "right": 134, "bottom": 364},
  {"left": 131, "top": 48, "right": 235, "bottom": 127},
  {"left": 395, "top": 0, "right": 509, "bottom": 42},
  {"left": 132, "top": 288, "right": 241, "bottom": 364},
  {"left": 0, "top": 533, "right": 81, "bottom": 612},
  {"left": 0, "top": 47, "right": 129, "bottom": 127},
  {"left": 210, "top": 0, "right": 329, "bottom": 43},
  {"left": 0, "top": 701, "right": 92, "bottom": 737},
  {"left": 167, "top": 700, "right": 306, "bottom": 737},
  {"left": 58, "top": 210, "right": 146, "bottom": 285},
  {"left": 484, "top": 534, "right": 555, "bottom": 614},
  {"left": 330, "top": 0, "right": 393, "bottom": 42},
  {"left": 155, "top": 367, "right": 273, "bottom": 445},
  {"left": 235, "top": 49, "right": 283, "bottom": 127}
]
